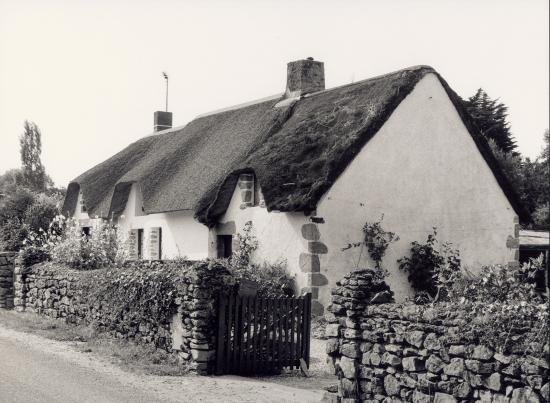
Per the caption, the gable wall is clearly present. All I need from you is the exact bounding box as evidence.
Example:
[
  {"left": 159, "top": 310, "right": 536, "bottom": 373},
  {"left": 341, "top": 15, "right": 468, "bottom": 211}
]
[
  {"left": 315, "top": 73, "right": 518, "bottom": 304},
  {"left": 73, "top": 191, "right": 90, "bottom": 221},
  {"left": 117, "top": 184, "right": 209, "bottom": 260},
  {"left": 217, "top": 177, "right": 312, "bottom": 300}
]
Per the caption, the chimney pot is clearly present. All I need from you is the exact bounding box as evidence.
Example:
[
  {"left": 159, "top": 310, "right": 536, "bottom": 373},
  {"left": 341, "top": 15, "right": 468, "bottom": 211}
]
[
  {"left": 154, "top": 111, "right": 172, "bottom": 132},
  {"left": 286, "top": 58, "right": 325, "bottom": 98}
]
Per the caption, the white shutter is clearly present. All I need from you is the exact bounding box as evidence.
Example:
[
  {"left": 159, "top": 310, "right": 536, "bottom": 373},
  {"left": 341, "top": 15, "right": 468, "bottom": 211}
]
[
  {"left": 128, "top": 229, "right": 139, "bottom": 260},
  {"left": 149, "top": 227, "right": 162, "bottom": 260}
]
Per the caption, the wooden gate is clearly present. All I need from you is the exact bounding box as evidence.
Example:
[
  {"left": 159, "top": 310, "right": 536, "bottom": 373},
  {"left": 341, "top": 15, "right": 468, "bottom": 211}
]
[{"left": 215, "top": 293, "right": 312, "bottom": 375}]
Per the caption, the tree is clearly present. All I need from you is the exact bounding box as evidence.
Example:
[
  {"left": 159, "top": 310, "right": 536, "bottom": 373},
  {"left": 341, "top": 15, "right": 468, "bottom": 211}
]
[
  {"left": 0, "top": 168, "right": 24, "bottom": 196},
  {"left": 463, "top": 88, "right": 517, "bottom": 153},
  {"left": 20, "top": 120, "right": 47, "bottom": 192}
]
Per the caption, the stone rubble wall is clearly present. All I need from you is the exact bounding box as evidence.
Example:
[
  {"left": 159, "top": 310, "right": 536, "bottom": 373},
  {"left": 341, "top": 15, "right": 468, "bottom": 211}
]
[
  {"left": 13, "top": 260, "right": 235, "bottom": 374},
  {"left": 324, "top": 270, "right": 549, "bottom": 403},
  {"left": 0, "top": 252, "right": 16, "bottom": 309}
]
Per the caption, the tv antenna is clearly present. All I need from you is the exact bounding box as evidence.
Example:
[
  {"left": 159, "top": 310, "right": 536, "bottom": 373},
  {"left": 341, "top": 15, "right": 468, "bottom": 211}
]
[{"left": 162, "top": 72, "right": 169, "bottom": 111}]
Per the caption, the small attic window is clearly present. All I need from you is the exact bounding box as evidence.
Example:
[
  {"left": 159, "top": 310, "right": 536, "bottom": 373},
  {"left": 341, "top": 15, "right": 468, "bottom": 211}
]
[{"left": 79, "top": 197, "right": 87, "bottom": 213}]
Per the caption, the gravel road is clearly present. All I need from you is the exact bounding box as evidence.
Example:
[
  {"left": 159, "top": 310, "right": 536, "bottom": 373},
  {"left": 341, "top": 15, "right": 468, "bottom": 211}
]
[{"left": 0, "top": 324, "right": 323, "bottom": 403}]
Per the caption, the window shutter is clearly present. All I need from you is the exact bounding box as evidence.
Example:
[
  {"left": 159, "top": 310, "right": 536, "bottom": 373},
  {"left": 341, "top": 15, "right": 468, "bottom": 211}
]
[
  {"left": 128, "top": 229, "right": 139, "bottom": 260},
  {"left": 149, "top": 227, "right": 162, "bottom": 260}
]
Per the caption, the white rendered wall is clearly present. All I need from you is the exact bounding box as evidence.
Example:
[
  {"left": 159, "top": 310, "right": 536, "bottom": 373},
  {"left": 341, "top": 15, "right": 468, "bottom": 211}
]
[
  {"left": 73, "top": 191, "right": 90, "bottom": 221},
  {"left": 218, "top": 186, "right": 310, "bottom": 294},
  {"left": 117, "top": 185, "right": 209, "bottom": 260},
  {"left": 315, "top": 73, "right": 518, "bottom": 304}
]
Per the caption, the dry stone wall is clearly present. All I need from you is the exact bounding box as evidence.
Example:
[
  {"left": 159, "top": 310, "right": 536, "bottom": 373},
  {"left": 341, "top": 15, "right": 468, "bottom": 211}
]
[
  {"left": 13, "top": 260, "right": 235, "bottom": 374},
  {"left": 324, "top": 270, "right": 549, "bottom": 403},
  {"left": 0, "top": 252, "right": 16, "bottom": 309}
]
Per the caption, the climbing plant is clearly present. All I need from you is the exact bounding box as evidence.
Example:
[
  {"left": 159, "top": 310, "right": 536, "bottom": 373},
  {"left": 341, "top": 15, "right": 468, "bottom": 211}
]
[{"left": 342, "top": 215, "right": 399, "bottom": 278}]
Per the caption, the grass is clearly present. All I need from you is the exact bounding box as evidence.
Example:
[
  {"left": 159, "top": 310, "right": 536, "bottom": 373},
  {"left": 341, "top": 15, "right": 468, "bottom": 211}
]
[{"left": 0, "top": 310, "right": 188, "bottom": 376}]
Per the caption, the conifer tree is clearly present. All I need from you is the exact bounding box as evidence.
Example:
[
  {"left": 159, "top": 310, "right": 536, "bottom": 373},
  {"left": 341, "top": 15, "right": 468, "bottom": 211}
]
[
  {"left": 463, "top": 88, "right": 517, "bottom": 153},
  {"left": 20, "top": 120, "right": 47, "bottom": 192}
]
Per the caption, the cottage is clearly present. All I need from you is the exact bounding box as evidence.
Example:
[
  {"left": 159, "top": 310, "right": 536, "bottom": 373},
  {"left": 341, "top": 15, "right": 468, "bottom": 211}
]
[{"left": 62, "top": 59, "right": 528, "bottom": 314}]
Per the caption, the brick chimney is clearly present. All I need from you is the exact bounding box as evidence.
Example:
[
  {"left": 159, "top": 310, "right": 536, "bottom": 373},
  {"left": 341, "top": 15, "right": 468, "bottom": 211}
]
[
  {"left": 286, "top": 57, "right": 325, "bottom": 98},
  {"left": 154, "top": 111, "right": 172, "bottom": 132}
]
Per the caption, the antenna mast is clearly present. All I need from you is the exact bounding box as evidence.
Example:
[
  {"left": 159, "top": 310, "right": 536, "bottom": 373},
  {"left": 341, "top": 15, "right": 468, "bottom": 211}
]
[{"left": 162, "top": 72, "right": 169, "bottom": 111}]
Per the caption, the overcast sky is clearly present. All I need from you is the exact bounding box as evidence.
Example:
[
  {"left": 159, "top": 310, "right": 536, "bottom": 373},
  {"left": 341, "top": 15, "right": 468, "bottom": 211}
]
[{"left": 0, "top": 0, "right": 548, "bottom": 187}]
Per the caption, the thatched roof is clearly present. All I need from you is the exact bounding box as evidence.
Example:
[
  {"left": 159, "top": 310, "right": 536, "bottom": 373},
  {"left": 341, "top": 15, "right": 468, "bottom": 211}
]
[{"left": 62, "top": 65, "right": 529, "bottom": 226}]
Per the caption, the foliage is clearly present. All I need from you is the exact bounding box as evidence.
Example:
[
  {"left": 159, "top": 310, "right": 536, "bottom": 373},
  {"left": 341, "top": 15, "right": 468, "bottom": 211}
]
[
  {"left": 81, "top": 260, "right": 196, "bottom": 327},
  {"left": 362, "top": 216, "right": 399, "bottom": 273},
  {"left": 227, "top": 221, "right": 295, "bottom": 297},
  {"left": 20, "top": 120, "right": 49, "bottom": 192},
  {"left": 441, "top": 257, "right": 549, "bottom": 354},
  {"left": 48, "top": 217, "right": 129, "bottom": 270},
  {"left": 20, "top": 216, "right": 129, "bottom": 270},
  {"left": 342, "top": 215, "right": 399, "bottom": 280},
  {"left": 0, "top": 168, "right": 24, "bottom": 195},
  {"left": 398, "top": 229, "right": 461, "bottom": 300},
  {"left": 0, "top": 187, "right": 36, "bottom": 251},
  {"left": 463, "top": 88, "right": 517, "bottom": 153},
  {"left": 23, "top": 193, "right": 60, "bottom": 233},
  {"left": 0, "top": 184, "right": 62, "bottom": 251}
]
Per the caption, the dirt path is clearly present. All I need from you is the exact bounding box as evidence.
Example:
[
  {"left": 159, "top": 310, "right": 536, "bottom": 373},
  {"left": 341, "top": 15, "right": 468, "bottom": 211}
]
[{"left": 0, "top": 325, "right": 323, "bottom": 403}]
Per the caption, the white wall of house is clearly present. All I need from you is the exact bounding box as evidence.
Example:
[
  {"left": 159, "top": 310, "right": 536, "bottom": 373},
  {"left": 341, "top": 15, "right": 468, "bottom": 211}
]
[
  {"left": 217, "top": 185, "right": 310, "bottom": 294},
  {"left": 315, "top": 73, "right": 518, "bottom": 305},
  {"left": 117, "top": 184, "right": 209, "bottom": 260},
  {"left": 74, "top": 191, "right": 90, "bottom": 221}
]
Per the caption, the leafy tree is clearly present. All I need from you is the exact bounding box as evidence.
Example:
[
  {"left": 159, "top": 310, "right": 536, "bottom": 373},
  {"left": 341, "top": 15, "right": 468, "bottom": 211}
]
[
  {"left": 20, "top": 120, "right": 47, "bottom": 192},
  {"left": 463, "top": 88, "right": 517, "bottom": 153},
  {"left": 0, "top": 168, "right": 24, "bottom": 196}
]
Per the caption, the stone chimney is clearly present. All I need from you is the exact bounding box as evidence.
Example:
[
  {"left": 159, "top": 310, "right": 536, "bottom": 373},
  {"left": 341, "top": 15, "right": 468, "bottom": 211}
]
[
  {"left": 154, "top": 111, "right": 172, "bottom": 132},
  {"left": 286, "top": 57, "right": 325, "bottom": 98}
]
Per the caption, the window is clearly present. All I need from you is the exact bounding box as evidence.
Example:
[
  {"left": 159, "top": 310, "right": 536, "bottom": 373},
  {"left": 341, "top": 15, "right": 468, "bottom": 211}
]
[
  {"left": 81, "top": 226, "right": 91, "bottom": 237},
  {"left": 137, "top": 229, "right": 144, "bottom": 259},
  {"left": 149, "top": 227, "right": 162, "bottom": 260},
  {"left": 217, "top": 235, "right": 233, "bottom": 258},
  {"left": 80, "top": 198, "right": 87, "bottom": 213}
]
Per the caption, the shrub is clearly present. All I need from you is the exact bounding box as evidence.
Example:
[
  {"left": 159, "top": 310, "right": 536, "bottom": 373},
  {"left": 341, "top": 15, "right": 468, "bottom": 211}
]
[
  {"left": 50, "top": 218, "right": 128, "bottom": 270},
  {"left": 0, "top": 187, "right": 35, "bottom": 251},
  {"left": 23, "top": 193, "right": 59, "bottom": 233},
  {"left": 397, "top": 228, "right": 460, "bottom": 300},
  {"left": 446, "top": 257, "right": 548, "bottom": 354},
  {"left": 342, "top": 215, "right": 398, "bottom": 280},
  {"left": 227, "top": 221, "right": 295, "bottom": 297}
]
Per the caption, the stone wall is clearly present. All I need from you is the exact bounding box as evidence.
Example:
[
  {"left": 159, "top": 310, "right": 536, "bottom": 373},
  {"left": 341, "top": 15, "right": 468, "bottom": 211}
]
[
  {"left": 0, "top": 252, "right": 16, "bottom": 309},
  {"left": 13, "top": 260, "right": 235, "bottom": 374},
  {"left": 324, "top": 270, "right": 549, "bottom": 402}
]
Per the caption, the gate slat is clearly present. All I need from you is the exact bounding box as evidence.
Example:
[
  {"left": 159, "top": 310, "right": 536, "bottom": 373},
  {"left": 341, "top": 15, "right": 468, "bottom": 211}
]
[
  {"left": 267, "top": 297, "right": 273, "bottom": 373},
  {"left": 258, "top": 297, "right": 264, "bottom": 373},
  {"left": 252, "top": 296, "right": 258, "bottom": 374},
  {"left": 225, "top": 293, "right": 234, "bottom": 373},
  {"left": 289, "top": 297, "right": 295, "bottom": 370},
  {"left": 246, "top": 296, "right": 252, "bottom": 374},
  {"left": 232, "top": 294, "right": 240, "bottom": 372},
  {"left": 277, "top": 298, "right": 283, "bottom": 370},
  {"left": 239, "top": 296, "right": 246, "bottom": 374},
  {"left": 215, "top": 294, "right": 226, "bottom": 375},
  {"left": 296, "top": 296, "right": 302, "bottom": 363},
  {"left": 304, "top": 293, "right": 311, "bottom": 367}
]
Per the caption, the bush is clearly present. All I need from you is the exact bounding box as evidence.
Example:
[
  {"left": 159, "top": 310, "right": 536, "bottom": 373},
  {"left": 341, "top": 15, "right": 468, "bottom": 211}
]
[
  {"left": 398, "top": 228, "right": 460, "bottom": 300},
  {"left": 49, "top": 218, "right": 128, "bottom": 270},
  {"left": 445, "top": 257, "right": 548, "bottom": 354},
  {"left": 23, "top": 193, "right": 59, "bottom": 233},
  {"left": 0, "top": 187, "right": 35, "bottom": 251},
  {"left": 227, "top": 221, "right": 295, "bottom": 297},
  {"left": 0, "top": 188, "right": 60, "bottom": 252}
]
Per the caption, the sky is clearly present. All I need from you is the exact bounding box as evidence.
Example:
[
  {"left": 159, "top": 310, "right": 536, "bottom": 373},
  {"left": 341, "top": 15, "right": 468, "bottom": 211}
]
[{"left": 0, "top": 0, "right": 548, "bottom": 187}]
